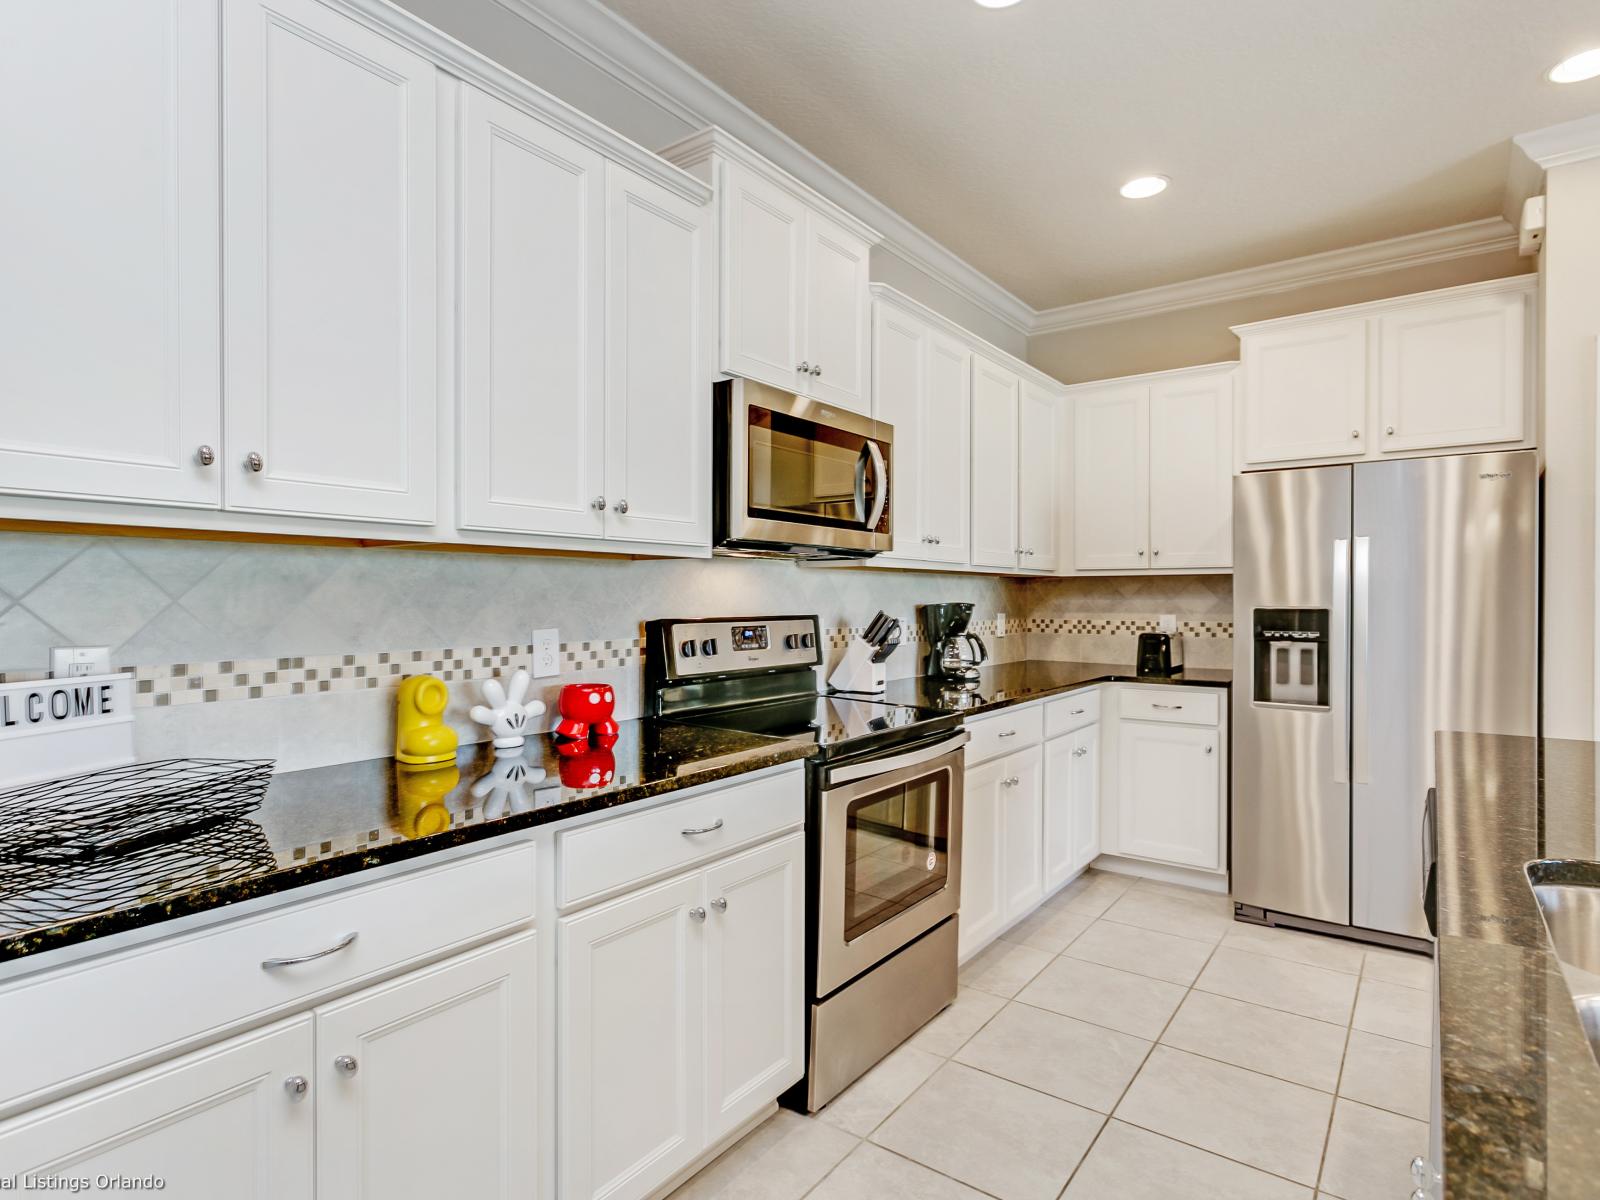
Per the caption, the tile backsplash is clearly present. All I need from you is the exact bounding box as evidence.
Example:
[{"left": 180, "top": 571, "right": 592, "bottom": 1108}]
[{"left": 0, "top": 532, "right": 1232, "bottom": 771}]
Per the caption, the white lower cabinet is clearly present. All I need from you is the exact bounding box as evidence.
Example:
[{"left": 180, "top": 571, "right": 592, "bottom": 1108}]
[
  {"left": 1000, "top": 745, "right": 1045, "bottom": 922},
  {"left": 1116, "top": 721, "right": 1222, "bottom": 870},
  {"left": 1043, "top": 723, "right": 1100, "bottom": 892},
  {"left": 959, "top": 742, "right": 1043, "bottom": 960},
  {"left": 0, "top": 1018, "right": 316, "bottom": 1199},
  {"left": 558, "top": 830, "right": 804, "bottom": 1200}
]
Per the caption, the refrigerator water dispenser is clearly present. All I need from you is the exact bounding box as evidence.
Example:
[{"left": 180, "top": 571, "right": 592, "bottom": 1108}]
[{"left": 1252, "top": 608, "right": 1329, "bottom": 708}]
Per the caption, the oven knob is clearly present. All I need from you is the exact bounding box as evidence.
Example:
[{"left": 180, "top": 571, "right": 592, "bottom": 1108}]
[
  {"left": 784, "top": 634, "right": 801, "bottom": 649},
  {"left": 700, "top": 638, "right": 718, "bottom": 656},
  {"left": 680, "top": 640, "right": 696, "bottom": 658},
  {"left": 800, "top": 632, "right": 815, "bottom": 649}
]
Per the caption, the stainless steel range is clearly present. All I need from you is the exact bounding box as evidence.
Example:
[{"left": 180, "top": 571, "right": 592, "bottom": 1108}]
[{"left": 644, "top": 615, "right": 966, "bottom": 1111}]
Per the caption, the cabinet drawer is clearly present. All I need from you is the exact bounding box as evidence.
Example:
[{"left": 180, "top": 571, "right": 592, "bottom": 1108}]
[
  {"left": 965, "top": 704, "right": 1044, "bottom": 764},
  {"left": 1044, "top": 690, "right": 1100, "bottom": 738},
  {"left": 558, "top": 768, "right": 803, "bottom": 909},
  {"left": 1120, "top": 688, "right": 1220, "bottom": 727},
  {"left": 0, "top": 841, "right": 535, "bottom": 1115}
]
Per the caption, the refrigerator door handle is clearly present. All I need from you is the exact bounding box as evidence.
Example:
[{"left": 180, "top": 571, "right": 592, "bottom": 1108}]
[
  {"left": 1352, "top": 535, "right": 1371, "bottom": 786},
  {"left": 1331, "top": 538, "right": 1350, "bottom": 786}
]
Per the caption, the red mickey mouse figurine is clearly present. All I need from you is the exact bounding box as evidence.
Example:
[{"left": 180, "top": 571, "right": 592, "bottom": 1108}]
[{"left": 554, "top": 682, "right": 619, "bottom": 744}]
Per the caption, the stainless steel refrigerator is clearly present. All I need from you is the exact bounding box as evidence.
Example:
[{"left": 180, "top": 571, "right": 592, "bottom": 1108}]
[{"left": 1232, "top": 449, "right": 1538, "bottom": 945}]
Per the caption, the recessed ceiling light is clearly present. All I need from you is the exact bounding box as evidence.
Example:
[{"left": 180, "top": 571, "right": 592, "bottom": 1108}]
[
  {"left": 1119, "top": 175, "right": 1169, "bottom": 200},
  {"left": 973, "top": 0, "right": 1022, "bottom": 8},
  {"left": 1548, "top": 47, "right": 1600, "bottom": 83}
]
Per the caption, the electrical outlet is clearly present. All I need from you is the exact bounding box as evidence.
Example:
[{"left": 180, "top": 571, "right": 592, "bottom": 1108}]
[
  {"left": 50, "top": 646, "right": 111, "bottom": 678},
  {"left": 532, "top": 629, "right": 560, "bottom": 678},
  {"left": 994, "top": 612, "right": 1007, "bottom": 638},
  {"left": 1159, "top": 614, "right": 1178, "bottom": 634}
]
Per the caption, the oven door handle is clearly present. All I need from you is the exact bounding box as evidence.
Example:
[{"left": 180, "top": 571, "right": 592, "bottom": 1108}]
[{"left": 824, "top": 730, "right": 969, "bottom": 786}]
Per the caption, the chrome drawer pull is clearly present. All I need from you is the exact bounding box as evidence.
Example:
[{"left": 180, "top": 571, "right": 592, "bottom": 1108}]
[
  {"left": 998, "top": 730, "right": 1017, "bottom": 738},
  {"left": 261, "top": 931, "right": 358, "bottom": 969},
  {"left": 681, "top": 818, "right": 724, "bottom": 836},
  {"left": 1069, "top": 708, "right": 1085, "bottom": 715},
  {"left": 1151, "top": 703, "right": 1183, "bottom": 710}
]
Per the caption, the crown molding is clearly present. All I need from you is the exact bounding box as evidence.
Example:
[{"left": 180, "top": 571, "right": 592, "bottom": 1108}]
[
  {"left": 491, "top": 0, "right": 1037, "bottom": 336},
  {"left": 869, "top": 284, "right": 1066, "bottom": 394},
  {"left": 1514, "top": 111, "right": 1600, "bottom": 170},
  {"left": 1029, "top": 217, "right": 1519, "bottom": 335}
]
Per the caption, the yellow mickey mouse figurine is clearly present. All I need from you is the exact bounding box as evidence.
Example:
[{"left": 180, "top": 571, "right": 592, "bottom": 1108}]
[{"left": 395, "top": 674, "right": 459, "bottom": 766}]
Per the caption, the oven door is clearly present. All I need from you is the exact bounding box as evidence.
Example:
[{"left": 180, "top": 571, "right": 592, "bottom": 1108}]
[
  {"left": 725, "top": 378, "right": 892, "bottom": 554},
  {"left": 815, "top": 732, "right": 965, "bottom": 997}
]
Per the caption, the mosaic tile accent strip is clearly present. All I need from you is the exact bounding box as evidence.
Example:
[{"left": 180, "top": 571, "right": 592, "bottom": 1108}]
[{"left": 1027, "top": 615, "right": 1233, "bottom": 638}]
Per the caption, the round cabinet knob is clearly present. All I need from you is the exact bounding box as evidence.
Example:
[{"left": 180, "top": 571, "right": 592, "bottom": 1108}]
[
  {"left": 1411, "top": 1158, "right": 1427, "bottom": 1183},
  {"left": 1387, "top": 425, "right": 1396, "bottom": 435},
  {"left": 798, "top": 361, "right": 811, "bottom": 374},
  {"left": 811, "top": 364, "right": 822, "bottom": 377},
  {"left": 1137, "top": 549, "right": 1145, "bottom": 557},
  {"left": 689, "top": 906, "right": 707, "bottom": 922},
  {"left": 246, "top": 451, "right": 264, "bottom": 473},
  {"left": 196, "top": 444, "right": 216, "bottom": 467},
  {"left": 615, "top": 499, "right": 629, "bottom": 515},
  {"left": 1152, "top": 549, "right": 1160, "bottom": 557},
  {"left": 1351, "top": 429, "right": 1361, "bottom": 439},
  {"left": 592, "top": 496, "right": 607, "bottom": 511},
  {"left": 284, "top": 1075, "right": 309, "bottom": 1100},
  {"left": 711, "top": 897, "right": 728, "bottom": 912},
  {"left": 933, "top": 536, "right": 942, "bottom": 545},
  {"left": 1205, "top": 744, "right": 1215, "bottom": 755},
  {"left": 1410, "top": 1191, "right": 1427, "bottom": 1200},
  {"left": 334, "top": 1054, "right": 359, "bottom": 1076}
]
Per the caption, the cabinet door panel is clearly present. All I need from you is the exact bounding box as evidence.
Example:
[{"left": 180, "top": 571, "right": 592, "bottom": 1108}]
[
  {"left": 0, "top": 1018, "right": 313, "bottom": 1200},
  {"left": 1116, "top": 722, "right": 1220, "bottom": 870},
  {"left": 922, "top": 332, "right": 974, "bottom": 564},
  {"left": 1018, "top": 381, "right": 1061, "bottom": 572},
  {"left": 959, "top": 757, "right": 1006, "bottom": 959},
  {"left": 1241, "top": 319, "right": 1367, "bottom": 464},
  {"left": 802, "top": 212, "right": 871, "bottom": 411},
  {"left": 1072, "top": 385, "right": 1149, "bottom": 570},
  {"left": 1067, "top": 725, "right": 1101, "bottom": 873},
  {"left": 604, "top": 166, "right": 711, "bottom": 547},
  {"left": 0, "top": 0, "right": 220, "bottom": 507},
  {"left": 315, "top": 935, "right": 537, "bottom": 1200},
  {"left": 1379, "top": 290, "right": 1526, "bottom": 452},
  {"left": 970, "top": 355, "right": 1021, "bottom": 569},
  {"left": 720, "top": 162, "right": 804, "bottom": 392},
  {"left": 223, "top": 0, "right": 437, "bottom": 523},
  {"left": 459, "top": 86, "right": 605, "bottom": 538},
  {"left": 872, "top": 304, "right": 929, "bottom": 557},
  {"left": 559, "top": 873, "right": 704, "bottom": 1200},
  {"left": 1149, "top": 372, "right": 1233, "bottom": 568},
  {"left": 1001, "top": 745, "right": 1045, "bottom": 922},
  {"left": 704, "top": 834, "right": 804, "bottom": 1143}
]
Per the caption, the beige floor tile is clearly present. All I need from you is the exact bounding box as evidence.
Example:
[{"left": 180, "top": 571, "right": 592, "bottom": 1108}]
[
  {"left": 1318, "top": 1098, "right": 1428, "bottom": 1199},
  {"left": 1361, "top": 947, "right": 1434, "bottom": 991},
  {"left": 1130, "top": 878, "right": 1234, "bottom": 913},
  {"left": 959, "top": 940, "right": 1054, "bottom": 999},
  {"left": 817, "top": 1041, "right": 943, "bottom": 1137},
  {"left": 871, "top": 1062, "right": 1104, "bottom": 1200},
  {"left": 1195, "top": 947, "right": 1358, "bottom": 1024},
  {"left": 807, "top": 1142, "right": 988, "bottom": 1200},
  {"left": 906, "top": 987, "right": 1007, "bottom": 1058},
  {"left": 954, "top": 1001, "right": 1151, "bottom": 1112},
  {"left": 1052, "top": 871, "right": 1136, "bottom": 918},
  {"left": 1160, "top": 990, "right": 1348, "bottom": 1092},
  {"left": 666, "top": 1109, "right": 856, "bottom": 1200},
  {"left": 1115, "top": 1046, "right": 1334, "bottom": 1186},
  {"left": 1063, "top": 1119, "right": 1312, "bottom": 1199},
  {"left": 1065, "top": 918, "right": 1217, "bottom": 986},
  {"left": 1000, "top": 903, "right": 1094, "bottom": 954},
  {"left": 1351, "top": 977, "right": 1431, "bottom": 1046},
  {"left": 1101, "top": 888, "right": 1234, "bottom": 943},
  {"left": 1337, "top": 1030, "right": 1430, "bottom": 1120},
  {"left": 1016, "top": 955, "right": 1187, "bottom": 1040},
  {"left": 1220, "top": 923, "right": 1367, "bottom": 976}
]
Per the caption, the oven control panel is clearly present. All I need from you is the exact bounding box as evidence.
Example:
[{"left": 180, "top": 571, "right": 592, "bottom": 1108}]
[{"left": 660, "top": 616, "right": 820, "bottom": 679}]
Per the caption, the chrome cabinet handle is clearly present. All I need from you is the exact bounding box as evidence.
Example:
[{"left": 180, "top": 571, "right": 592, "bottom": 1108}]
[
  {"left": 1152, "top": 703, "right": 1183, "bottom": 710},
  {"left": 1387, "top": 425, "right": 1396, "bottom": 435},
  {"left": 1072, "top": 746, "right": 1088, "bottom": 758},
  {"left": 196, "top": 445, "right": 216, "bottom": 467},
  {"left": 681, "top": 818, "right": 724, "bottom": 836},
  {"left": 1152, "top": 549, "right": 1160, "bottom": 557},
  {"left": 261, "top": 931, "right": 358, "bottom": 969},
  {"left": 334, "top": 1055, "right": 358, "bottom": 1076},
  {"left": 1137, "top": 548, "right": 1145, "bottom": 557},
  {"left": 711, "top": 897, "right": 727, "bottom": 912},
  {"left": 1205, "top": 744, "right": 1215, "bottom": 755},
  {"left": 1070, "top": 708, "right": 1085, "bottom": 715},
  {"left": 811, "top": 364, "right": 822, "bottom": 377},
  {"left": 798, "top": 361, "right": 811, "bottom": 374},
  {"left": 592, "top": 496, "right": 607, "bottom": 511},
  {"left": 689, "top": 906, "right": 707, "bottom": 921},
  {"left": 998, "top": 730, "right": 1017, "bottom": 738},
  {"left": 1351, "top": 429, "right": 1361, "bottom": 439},
  {"left": 285, "top": 1075, "right": 309, "bottom": 1100},
  {"left": 246, "top": 451, "right": 264, "bottom": 473},
  {"left": 933, "top": 536, "right": 941, "bottom": 544},
  {"left": 615, "top": 499, "right": 629, "bottom": 514}
]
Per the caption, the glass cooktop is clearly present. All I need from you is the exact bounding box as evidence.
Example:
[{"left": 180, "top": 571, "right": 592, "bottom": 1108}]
[{"left": 671, "top": 694, "right": 959, "bottom": 759}]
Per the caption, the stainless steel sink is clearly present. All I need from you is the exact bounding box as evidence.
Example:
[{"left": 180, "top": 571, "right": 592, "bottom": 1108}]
[{"left": 1527, "top": 861, "right": 1600, "bottom": 1066}]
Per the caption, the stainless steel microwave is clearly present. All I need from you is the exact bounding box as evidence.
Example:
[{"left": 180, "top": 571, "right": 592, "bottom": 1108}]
[{"left": 714, "top": 378, "right": 893, "bottom": 558}]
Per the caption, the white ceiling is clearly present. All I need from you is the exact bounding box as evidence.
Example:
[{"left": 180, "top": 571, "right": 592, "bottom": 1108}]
[{"left": 594, "top": 0, "right": 1600, "bottom": 309}]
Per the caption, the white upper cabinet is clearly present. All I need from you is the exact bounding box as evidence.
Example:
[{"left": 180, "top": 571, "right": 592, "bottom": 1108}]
[
  {"left": 1017, "top": 381, "right": 1061, "bottom": 573},
  {"left": 223, "top": 0, "right": 438, "bottom": 524},
  {"left": 458, "top": 85, "right": 606, "bottom": 539},
  {"left": 923, "top": 331, "right": 975, "bottom": 564},
  {"left": 1378, "top": 287, "right": 1526, "bottom": 453},
  {"left": 1072, "top": 383, "right": 1149, "bottom": 570},
  {"left": 663, "top": 130, "right": 880, "bottom": 413},
  {"left": 603, "top": 165, "right": 712, "bottom": 547},
  {"left": 0, "top": 0, "right": 221, "bottom": 508},
  {"left": 970, "top": 354, "right": 1022, "bottom": 569},
  {"left": 1235, "top": 276, "right": 1536, "bottom": 469},
  {"left": 1148, "top": 371, "right": 1233, "bottom": 569}
]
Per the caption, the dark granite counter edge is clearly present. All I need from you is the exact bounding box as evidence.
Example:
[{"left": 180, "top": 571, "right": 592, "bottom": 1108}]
[
  {"left": 0, "top": 739, "right": 813, "bottom": 966},
  {"left": 898, "top": 663, "right": 1231, "bottom": 717}
]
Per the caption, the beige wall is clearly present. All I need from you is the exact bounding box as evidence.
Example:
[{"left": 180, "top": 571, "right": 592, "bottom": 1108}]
[
  {"left": 1540, "top": 156, "right": 1600, "bottom": 739},
  {"left": 1025, "top": 247, "right": 1532, "bottom": 385}
]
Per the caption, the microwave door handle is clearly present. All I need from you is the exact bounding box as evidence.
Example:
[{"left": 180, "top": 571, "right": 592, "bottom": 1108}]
[
  {"left": 864, "top": 439, "right": 888, "bottom": 531},
  {"left": 853, "top": 443, "right": 869, "bottom": 524}
]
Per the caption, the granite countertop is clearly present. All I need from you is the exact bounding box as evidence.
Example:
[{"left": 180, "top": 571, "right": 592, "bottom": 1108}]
[
  {"left": 1434, "top": 731, "right": 1600, "bottom": 1198},
  {"left": 880, "top": 659, "right": 1232, "bottom": 716},
  {"left": 0, "top": 718, "right": 813, "bottom": 964}
]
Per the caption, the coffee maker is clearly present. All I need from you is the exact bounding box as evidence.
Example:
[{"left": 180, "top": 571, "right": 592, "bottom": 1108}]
[{"left": 920, "top": 602, "right": 988, "bottom": 682}]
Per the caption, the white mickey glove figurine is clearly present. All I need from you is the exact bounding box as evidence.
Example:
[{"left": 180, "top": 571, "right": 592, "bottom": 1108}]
[
  {"left": 470, "top": 750, "right": 547, "bottom": 819},
  {"left": 469, "top": 668, "right": 547, "bottom": 750}
]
